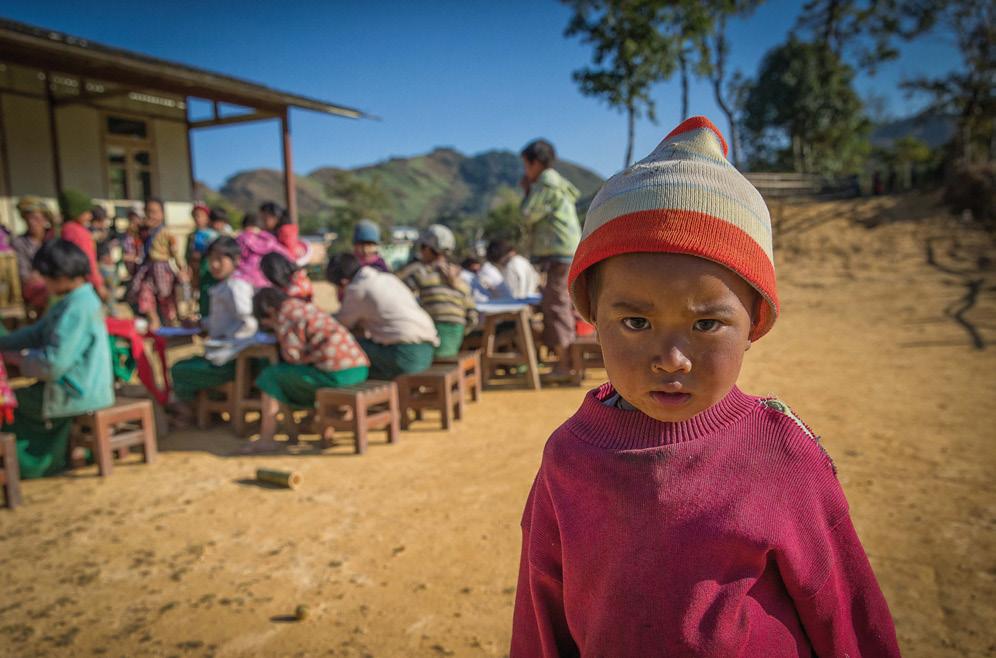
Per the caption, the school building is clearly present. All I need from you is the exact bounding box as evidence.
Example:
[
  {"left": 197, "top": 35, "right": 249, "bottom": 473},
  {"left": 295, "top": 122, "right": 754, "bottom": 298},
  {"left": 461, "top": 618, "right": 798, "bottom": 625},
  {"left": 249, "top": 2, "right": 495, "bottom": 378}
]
[{"left": 0, "top": 17, "right": 368, "bottom": 233}]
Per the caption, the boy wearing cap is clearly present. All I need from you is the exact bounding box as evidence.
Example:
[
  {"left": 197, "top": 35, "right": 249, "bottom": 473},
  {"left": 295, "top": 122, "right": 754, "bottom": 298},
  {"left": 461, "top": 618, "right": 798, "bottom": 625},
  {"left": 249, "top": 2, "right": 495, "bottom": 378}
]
[
  {"left": 510, "top": 117, "right": 900, "bottom": 657},
  {"left": 396, "top": 224, "right": 478, "bottom": 358},
  {"left": 353, "top": 219, "right": 390, "bottom": 273}
]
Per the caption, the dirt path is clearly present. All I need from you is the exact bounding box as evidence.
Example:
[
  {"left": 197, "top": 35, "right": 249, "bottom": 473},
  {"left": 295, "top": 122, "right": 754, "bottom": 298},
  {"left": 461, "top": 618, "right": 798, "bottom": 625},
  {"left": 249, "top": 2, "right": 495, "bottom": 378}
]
[{"left": 0, "top": 195, "right": 993, "bottom": 657}]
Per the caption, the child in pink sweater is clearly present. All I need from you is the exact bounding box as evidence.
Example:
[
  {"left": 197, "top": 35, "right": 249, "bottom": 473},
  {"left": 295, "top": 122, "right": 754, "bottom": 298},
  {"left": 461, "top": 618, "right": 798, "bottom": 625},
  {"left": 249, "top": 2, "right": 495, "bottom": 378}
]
[{"left": 510, "top": 117, "right": 901, "bottom": 657}]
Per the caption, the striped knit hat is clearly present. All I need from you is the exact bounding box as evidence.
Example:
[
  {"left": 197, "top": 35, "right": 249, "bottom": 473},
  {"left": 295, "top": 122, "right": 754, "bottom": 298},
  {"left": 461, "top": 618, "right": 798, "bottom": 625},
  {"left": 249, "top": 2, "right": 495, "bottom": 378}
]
[{"left": 568, "top": 116, "right": 778, "bottom": 340}]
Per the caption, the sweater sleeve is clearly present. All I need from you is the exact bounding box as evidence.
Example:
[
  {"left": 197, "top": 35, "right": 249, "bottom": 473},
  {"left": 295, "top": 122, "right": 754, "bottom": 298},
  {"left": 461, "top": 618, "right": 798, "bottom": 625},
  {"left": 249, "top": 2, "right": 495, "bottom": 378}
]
[
  {"left": 510, "top": 471, "right": 580, "bottom": 658},
  {"left": 790, "top": 512, "right": 901, "bottom": 657}
]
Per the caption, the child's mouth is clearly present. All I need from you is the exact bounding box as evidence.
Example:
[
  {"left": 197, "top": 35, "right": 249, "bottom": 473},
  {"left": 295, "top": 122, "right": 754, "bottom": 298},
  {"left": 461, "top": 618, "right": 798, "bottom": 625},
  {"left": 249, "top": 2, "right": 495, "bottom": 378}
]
[{"left": 650, "top": 391, "right": 691, "bottom": 406}]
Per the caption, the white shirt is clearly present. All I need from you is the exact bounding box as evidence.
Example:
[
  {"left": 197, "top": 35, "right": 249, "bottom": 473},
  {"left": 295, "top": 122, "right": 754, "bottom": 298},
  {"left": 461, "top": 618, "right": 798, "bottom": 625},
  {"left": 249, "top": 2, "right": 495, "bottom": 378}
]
[
  {"left": 502, "top": 254, "right": 540, "bottom": 299},
  {"left": 336, "top": 266, "right": 439, "bottom": 346}
]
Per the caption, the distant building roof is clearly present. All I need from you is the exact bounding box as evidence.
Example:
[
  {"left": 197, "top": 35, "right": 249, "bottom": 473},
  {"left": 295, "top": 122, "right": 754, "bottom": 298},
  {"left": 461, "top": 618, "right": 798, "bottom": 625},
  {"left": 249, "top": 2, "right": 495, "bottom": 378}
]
[{"left": 0, "top": 17, "right": 369, "bottom": 119}]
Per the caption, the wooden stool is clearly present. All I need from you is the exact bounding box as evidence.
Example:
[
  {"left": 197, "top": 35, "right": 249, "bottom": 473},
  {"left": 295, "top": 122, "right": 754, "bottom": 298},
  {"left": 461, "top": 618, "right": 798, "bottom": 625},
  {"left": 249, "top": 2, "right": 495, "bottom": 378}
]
[
  {"left": 232, "top": 343, "right": 278, "bottom": 435},
  {"left": 72, "top": 398, "right": 157, "bottom": 477},
  {"left": 315, "top": 380, "right": 400, "bottom": 454},
  {"left": 193, "top": 343, "right": 278, "bottom": 434},
  {"left": 196, "top": 382, "right": 235, "bottom": 429},
  {"left": 480, "top": 307, "right": 541, "bottom": 389},
  {"left": 570, "top": 337, "right": 604, "bottom": 385},
  {"left": 0, "top": 433, "right": 22, "bottom": 509},
  {"left": 435, "top": 350, "right": 482, "bottom": 402},
  {"left": 397, "top": 364, "right": 464, "bottom": 430}
]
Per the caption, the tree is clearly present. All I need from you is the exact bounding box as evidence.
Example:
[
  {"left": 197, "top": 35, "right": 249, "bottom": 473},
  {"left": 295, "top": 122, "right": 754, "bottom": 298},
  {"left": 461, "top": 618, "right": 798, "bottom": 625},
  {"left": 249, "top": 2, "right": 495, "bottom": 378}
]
[
  {"left": 322, "top": 172, "right": 390, "bottom": 241},
  {"left": 563, "top": 0, "right": 677, "bottom": 167},
  {"left": 901, "top": 0, "right": 994, "bottom": 163},
  {"left": 795, "top": 0, "right": 938, "bottom": 71},
  {"left": 740, "top": 38, "right": 870, "bottom": 175},
  {"left": 688, "top": 0, "right": 763, "bottom": 167}
]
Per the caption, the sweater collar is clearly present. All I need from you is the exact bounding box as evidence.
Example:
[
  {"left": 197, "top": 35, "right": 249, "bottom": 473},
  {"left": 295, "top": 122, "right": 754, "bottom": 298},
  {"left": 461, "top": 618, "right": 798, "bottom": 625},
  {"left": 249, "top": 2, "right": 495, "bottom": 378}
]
[{"left": 566, "top": 383, "right": 759, "bottom": 449}]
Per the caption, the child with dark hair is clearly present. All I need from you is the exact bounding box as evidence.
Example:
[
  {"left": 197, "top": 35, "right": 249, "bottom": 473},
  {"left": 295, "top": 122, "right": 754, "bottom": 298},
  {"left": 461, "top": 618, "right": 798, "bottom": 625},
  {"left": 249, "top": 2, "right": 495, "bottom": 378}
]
[
  {"left": 260, "top": 201, "right": 311, "bottom": 266},
  {"left": 127, "top": 197, "right": 184, "bottom": 330},
  {"left": 519, "top": 138, "right": 582, "bottom": 379},
  {"left": 169, "top": 236, "right": 257, "bottom": 425},
  {"left": 186, "top": 202, "right": 218, "bottom": 317},
  {"left": 260, "top": 252, "right": 313, "bottom": 302},
  {"left": 59, "top": 189, "right": 108, "bottom": 303},
  {"left": 120, "top": 204, "right": 145, "bottom": 278},
  {"left": 236, "top": 212, "right": 293, "bottom": 288},
  {"left": 396, "top": 224, "right": 478, "bottom": 357},
  {"left": 0, "top": 240, "right": 113, "bottom": 478},
  {"left": 97, "top": 240, "right": 121, "bottom": 317},
  {"left": 245, "top": 287, "right": 369, "bottom": 452},
  {"left": 328, "top": 253, "right": 438, "bottom": 380}
]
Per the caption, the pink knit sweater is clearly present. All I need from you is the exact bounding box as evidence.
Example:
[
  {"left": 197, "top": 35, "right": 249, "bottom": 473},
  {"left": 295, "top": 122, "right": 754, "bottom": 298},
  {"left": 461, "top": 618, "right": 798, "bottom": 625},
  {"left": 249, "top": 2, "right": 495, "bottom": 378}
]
[{"left": 511, "top": 384, "right": 900, "bottom": 657}]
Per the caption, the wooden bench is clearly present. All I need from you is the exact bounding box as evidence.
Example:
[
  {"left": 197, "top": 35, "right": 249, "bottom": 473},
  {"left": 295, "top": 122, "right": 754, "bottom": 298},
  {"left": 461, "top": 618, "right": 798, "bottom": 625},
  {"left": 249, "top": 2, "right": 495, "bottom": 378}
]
[
  {"left": 570, "top": 337, "right": 604, "bottom": 385},
  {"left": 315, "top": 380, "right": 400, "bottom": 454},
  {"left": 396, "top": 364, "right": 464, "bottom": 430},
  {"left": 434, "top": 349, "right": 482, "bottom": 403},
  {"left": 0, "top": 433, "right": 22, "bottom": 509},
  {"left": 71, "top": 398, "right": 157, "bottom": 477}
]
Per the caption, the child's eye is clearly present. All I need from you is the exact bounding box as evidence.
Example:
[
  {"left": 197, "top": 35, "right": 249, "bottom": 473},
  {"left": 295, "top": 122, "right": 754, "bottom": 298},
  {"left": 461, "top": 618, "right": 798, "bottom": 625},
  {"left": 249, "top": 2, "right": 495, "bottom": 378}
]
[
  {"left": 694, "top": 319, "right": 721, "bottom": 332},
  {"left": 622, "top": 317, "right": 650, "bottom": 331}
]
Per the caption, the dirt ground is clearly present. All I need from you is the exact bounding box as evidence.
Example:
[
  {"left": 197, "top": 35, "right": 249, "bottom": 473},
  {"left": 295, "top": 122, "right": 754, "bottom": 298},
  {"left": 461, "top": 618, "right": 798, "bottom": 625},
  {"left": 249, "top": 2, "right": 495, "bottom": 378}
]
[{"left": 1, "top": 194, "right": 994, "bottom": 657}]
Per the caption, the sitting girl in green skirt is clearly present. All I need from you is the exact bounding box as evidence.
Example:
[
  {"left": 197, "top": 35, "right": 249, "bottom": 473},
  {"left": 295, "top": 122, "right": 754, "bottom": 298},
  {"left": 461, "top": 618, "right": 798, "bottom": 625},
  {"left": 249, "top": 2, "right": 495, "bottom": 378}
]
[
  {"left": 0, "top": 240, "right": 114, "bottom": 477},
  {"left": 246, "top": 287, "right": 369, "bottom": 452}
]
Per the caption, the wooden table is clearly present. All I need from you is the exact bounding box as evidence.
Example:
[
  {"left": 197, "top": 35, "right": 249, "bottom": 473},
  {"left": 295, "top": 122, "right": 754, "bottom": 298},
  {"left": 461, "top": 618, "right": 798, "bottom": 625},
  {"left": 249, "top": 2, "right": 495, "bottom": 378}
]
[{"left": 477, "top": 303, "right": 541, "bottom": 390}]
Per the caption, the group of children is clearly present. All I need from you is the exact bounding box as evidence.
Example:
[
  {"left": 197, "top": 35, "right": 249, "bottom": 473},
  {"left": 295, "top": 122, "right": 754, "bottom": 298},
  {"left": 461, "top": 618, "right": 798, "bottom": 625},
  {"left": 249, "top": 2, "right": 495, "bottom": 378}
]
[{"left": 166, "top": 214, "right": 483, "bottom": 446}]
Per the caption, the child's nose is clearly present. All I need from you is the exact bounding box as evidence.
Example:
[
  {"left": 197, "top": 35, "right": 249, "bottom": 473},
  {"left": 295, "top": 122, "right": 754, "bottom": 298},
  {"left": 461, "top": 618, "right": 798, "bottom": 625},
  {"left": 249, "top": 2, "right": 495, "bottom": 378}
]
[{"left": 651, "top": 345, "right": 692, "bottom": 374}]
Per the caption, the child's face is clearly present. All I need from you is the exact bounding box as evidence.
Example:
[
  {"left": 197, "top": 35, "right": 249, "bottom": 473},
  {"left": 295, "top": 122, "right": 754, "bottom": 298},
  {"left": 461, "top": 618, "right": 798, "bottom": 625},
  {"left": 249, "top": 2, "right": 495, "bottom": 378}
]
[
  {"left": 208, "top": 253, "right": 236, "bottom": 281},
  {"left": 354, "top": 243, "right": 379, "bottom": 258},
  {"left": 522, "top": 157, "right": 544, "bottom": 184},
  {"left": 145, "top": 203, "right": 164, "bottom": 225},
  {"left": 99, "top": 251, "right": 114, "bottom": 265},
  {"left": 418, "top": 245, "right": 439, "bottom": 264},
  {"left": 193, "top": 209, "right": 209, "bottom": 228},
  {"left": 593, "top": 253, "right": 756, "bottom": 423}
]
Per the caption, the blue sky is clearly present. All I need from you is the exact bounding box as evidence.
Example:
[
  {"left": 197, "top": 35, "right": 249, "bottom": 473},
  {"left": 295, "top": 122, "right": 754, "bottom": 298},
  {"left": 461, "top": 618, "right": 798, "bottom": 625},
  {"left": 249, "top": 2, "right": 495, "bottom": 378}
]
[{"left": 3, "top": 1, "right": 961, "bottom": 187}]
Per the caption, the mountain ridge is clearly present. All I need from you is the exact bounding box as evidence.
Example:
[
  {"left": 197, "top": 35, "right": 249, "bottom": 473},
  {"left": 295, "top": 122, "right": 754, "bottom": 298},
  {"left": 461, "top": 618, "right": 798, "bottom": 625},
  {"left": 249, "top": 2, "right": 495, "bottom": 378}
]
[{"left": 201, "top": 147, "right": 605, "bottom": 229}]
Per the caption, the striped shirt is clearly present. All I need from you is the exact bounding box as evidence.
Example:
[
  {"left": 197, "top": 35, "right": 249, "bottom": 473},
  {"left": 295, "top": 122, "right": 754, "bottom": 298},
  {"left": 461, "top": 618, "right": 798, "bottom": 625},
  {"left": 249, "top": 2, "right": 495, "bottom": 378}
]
[{"left": 396, "top": 261, "right": 479, "bottom": 328}]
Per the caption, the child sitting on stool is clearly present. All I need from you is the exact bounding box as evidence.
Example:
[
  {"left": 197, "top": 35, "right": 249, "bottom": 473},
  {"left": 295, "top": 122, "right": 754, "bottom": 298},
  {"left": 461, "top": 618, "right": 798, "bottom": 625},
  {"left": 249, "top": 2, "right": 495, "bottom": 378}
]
[
  {"left": 169, "top": 236, "right": 257, "bottom": 426},
  {"left": 0, "top": 240, "right": 113, "bottom": 478},
  {"left": 396, "top": 224, "right": 478, "bottom": 358},
  {"left": 327, "top": 253, "right": 438, "bottom": 380},
  {"left": 244, "top": 287, "right": 369, "bottom": 453}
]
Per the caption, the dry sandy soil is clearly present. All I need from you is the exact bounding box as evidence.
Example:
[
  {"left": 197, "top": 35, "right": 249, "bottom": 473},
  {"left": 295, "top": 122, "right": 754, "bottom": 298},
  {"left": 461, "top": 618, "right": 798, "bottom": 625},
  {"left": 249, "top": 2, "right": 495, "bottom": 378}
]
[{"left": 0, "top": 194, "right": 994, "bottom": 657}]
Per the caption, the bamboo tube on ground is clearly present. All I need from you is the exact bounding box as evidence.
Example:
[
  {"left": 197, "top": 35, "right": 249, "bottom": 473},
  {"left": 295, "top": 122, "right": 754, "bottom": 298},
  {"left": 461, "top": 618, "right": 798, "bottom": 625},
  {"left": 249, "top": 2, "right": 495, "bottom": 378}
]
[{"left": 256, "top": 468, "right": 301, "bottom": 489}]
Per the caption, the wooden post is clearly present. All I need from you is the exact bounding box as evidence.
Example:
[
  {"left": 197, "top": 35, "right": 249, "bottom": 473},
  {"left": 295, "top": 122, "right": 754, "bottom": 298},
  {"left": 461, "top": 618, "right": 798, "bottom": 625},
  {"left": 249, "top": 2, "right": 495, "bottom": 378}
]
[
  {"left": 280, "top": 109, "right": 297, "bottom": 224},
  {"left": 185, "top": 97, "right": 196, "bottom": 201},
  {"left": 44, "top": 72, "right": 63, "bottom": 197}
]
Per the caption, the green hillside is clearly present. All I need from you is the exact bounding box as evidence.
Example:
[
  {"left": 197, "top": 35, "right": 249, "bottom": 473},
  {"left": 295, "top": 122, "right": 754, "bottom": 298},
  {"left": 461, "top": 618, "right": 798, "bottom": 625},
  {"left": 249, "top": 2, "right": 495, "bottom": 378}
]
[{"left": 208, "top": 147, "right": 604, "bottom": 232}]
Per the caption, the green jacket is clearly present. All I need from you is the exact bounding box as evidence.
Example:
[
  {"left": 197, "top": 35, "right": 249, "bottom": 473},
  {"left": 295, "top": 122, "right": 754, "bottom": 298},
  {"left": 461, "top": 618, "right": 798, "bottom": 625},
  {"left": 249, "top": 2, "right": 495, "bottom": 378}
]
[
  {"left": 521, "top": 168, "right": 582, "bottom": 260},
  {"left": 0, "top": 283, "right": 113, "bottom": 419}
]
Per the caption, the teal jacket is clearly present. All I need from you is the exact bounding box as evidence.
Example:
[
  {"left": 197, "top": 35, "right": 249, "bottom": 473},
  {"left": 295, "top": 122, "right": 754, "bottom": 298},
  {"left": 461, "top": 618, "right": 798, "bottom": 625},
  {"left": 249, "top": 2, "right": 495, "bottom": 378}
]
[
  {"left": 521, "top": 168, "right": 582, "bottom": 260},
  {"left": 0, "top": 283, "right": 113, "bottom": 419}
]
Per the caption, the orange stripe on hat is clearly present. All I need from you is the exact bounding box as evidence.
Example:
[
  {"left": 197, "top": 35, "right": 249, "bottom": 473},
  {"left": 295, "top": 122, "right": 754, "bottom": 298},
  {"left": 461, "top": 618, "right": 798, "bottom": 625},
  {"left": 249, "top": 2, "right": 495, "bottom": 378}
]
[{"left": 569, "top": 210, "right": 778, "bottom": 340}]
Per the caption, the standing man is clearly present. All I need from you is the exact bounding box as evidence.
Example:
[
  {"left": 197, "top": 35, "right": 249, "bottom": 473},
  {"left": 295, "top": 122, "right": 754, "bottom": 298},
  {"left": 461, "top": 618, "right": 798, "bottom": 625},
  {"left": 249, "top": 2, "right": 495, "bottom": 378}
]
[{"left": 520, "top": 139, "right": 581, "bottom": 380}]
